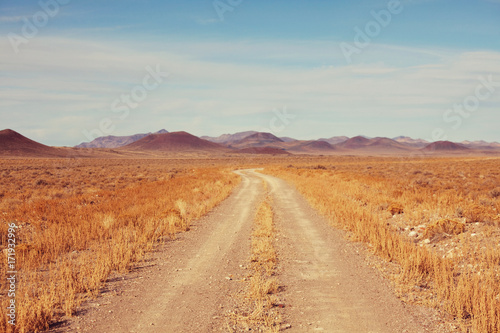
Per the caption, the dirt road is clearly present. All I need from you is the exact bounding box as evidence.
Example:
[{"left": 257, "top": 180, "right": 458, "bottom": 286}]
[{"left": 55, "top": 169, "right": 448, "bottom": 332}]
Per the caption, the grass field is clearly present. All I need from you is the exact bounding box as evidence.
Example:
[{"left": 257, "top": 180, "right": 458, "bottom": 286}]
[{"left": 1, "top": 156, "right": 499, "bottom": 332}]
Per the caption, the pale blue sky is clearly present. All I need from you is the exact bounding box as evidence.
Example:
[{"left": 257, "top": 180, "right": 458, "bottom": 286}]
[{"left": 1, "top": 0, "right": 499, "bottom": 145}]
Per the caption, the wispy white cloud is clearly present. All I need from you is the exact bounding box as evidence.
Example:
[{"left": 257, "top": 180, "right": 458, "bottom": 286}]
[{"left": 0, "top": 15, "right": 24, "bottom": 23}]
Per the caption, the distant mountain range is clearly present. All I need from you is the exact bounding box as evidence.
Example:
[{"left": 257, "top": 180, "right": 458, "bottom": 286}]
[
  {"left": 1, "top": 128, "right": 500, "bottom": 157},
  {"left": 318, "top": 136, "right": 349, "bottom": 145},
  {"left": 460, "top": 140, "right": 500, "bottom": 149},
  {"left": 75, "top": 129, "right": 500, "bottom": 152},
  {"left": 392, "top": 136, "right": 430, "bottom": 148},
  {"left": 76, "top": 129, "right": 168, "bottom": 148},
  {"left": 200, "top": 131, "right": 258, "bottom": 145}
]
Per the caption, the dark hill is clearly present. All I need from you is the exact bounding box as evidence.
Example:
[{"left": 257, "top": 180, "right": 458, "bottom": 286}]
[
  {"left": 231, "top": 132, "right": 284, "bottom": 148},
  {"left": 122, "top": 131, "right": 225, "bottom": 152},
  {"left": 0, "top": 129, "right": 63, "bottom": 157},
  {"left": 335, "top": 136, "right": 371, "bottom": 149},
  {"left": 423, "top": 141, "right": 469, "bottom": 151}
]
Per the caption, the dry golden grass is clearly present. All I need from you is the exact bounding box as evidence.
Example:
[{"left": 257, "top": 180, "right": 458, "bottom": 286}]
[
  {"left": 228, "top": 191, "right": 282, "bottom": 332},
  {"left": 264, "top": 156, "right": 500, "bottom": 332},
  {"left": 423, "top": 219, "right": 466, "bottom": 239},
  {"left": 0, "top": 158, "right": 239, "bottom": 333}
]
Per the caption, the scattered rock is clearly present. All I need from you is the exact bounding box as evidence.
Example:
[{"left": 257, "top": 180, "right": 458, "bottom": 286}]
[{"left": 416, "top": 224, "right": 426, "bottom": 233}]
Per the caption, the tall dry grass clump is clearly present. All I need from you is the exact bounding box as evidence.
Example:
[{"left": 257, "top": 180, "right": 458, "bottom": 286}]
[
  {"left": 0, "top": 159, "right": 239, "bottom": 333},
  {"left": 228, "top": 193, "right": 282, "bottom": 332},
  {"left": 265, "top": 156, "right": 500, "bottom": 332}
]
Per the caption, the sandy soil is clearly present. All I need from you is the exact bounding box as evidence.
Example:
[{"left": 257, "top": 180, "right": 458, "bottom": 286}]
[{"left": 52, "top": 169, "right": 454, "bottom": 333}]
